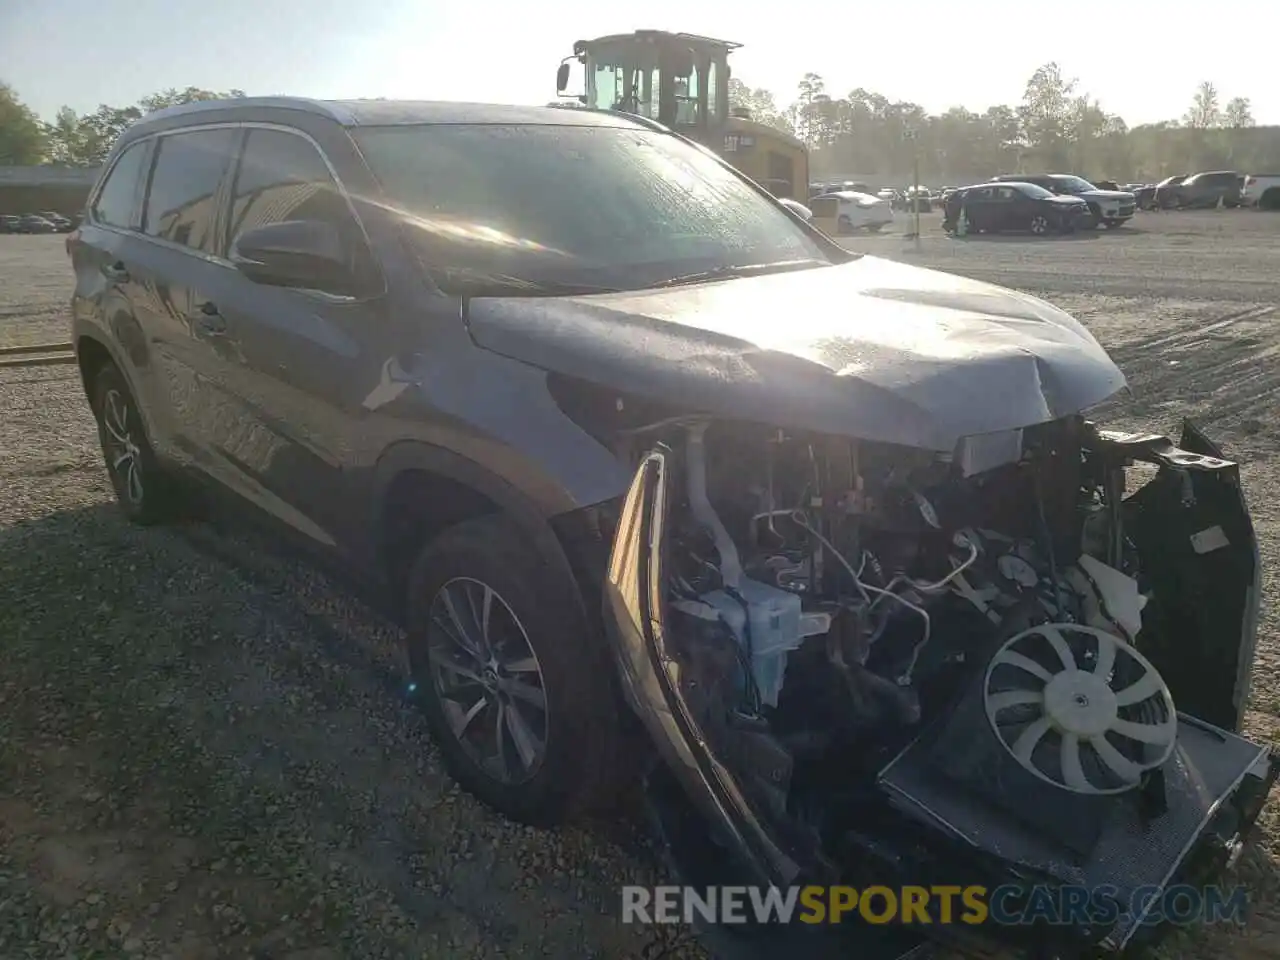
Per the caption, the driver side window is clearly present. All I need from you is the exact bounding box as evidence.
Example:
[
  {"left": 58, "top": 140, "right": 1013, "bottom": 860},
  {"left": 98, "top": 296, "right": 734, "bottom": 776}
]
[{"left": 225, "top": 128, "right": 375, "bottom": 284}]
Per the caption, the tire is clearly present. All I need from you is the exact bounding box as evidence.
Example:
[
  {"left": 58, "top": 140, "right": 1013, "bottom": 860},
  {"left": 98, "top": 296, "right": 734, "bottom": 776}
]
[
  {"left": 837, "top": 214, "right": 853, "bottom": 235},
  {"left": 1102, "top": 219, "right": 1123, "bottom": 229},
  {"left": 405, "top": 515, "right": 622, "bottom": 826},
  {"left": 867, "top": 223, "right": 884, "bottom": 233},
  {"left": 1030, "top": 214, "right": 1050, "bottom": 236},
  {"left": 1085, "top": 203, "right": 1102, "bottom": 228},
  {"left": 1260, "top": 189, "right": 1280, "bottom": 211},
  {"left": 90, "top": 362, "right": 181, "bottom": 525}
]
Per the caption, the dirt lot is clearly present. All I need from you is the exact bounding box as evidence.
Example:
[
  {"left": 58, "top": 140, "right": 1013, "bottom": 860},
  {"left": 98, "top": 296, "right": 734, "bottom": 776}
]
[{"left": 3, "top": 210, "right": 1280, "bottom": 960}]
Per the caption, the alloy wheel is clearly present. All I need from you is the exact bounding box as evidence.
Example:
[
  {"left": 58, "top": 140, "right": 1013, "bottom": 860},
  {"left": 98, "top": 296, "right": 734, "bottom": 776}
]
[
  {"left": 101, "top": 387, "right": 144, "bottom": 505},
  {"left": 425, "top": 576, "right": 549, "bottom": 783},
  {"left": 1030, "top": 215, "right": 1049, "bottom": 235}
]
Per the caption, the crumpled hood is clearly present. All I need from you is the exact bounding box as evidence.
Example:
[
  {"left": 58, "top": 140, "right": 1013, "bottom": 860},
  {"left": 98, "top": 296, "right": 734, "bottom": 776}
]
[{"left": 464, "top": 255, "right": 1127, "bottom": 451}]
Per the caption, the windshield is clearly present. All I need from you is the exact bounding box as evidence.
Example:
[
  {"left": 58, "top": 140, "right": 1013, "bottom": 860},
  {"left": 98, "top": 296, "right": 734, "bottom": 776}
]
[
  {"left": 352, "top": 123, "right": 834, "bottom": 294},
  {"left": 1051, "top": 175, "right": 1098, "bottom": 194},
  {"left": 1016, "top": 183, "right": 1055, "bottom": 199}
]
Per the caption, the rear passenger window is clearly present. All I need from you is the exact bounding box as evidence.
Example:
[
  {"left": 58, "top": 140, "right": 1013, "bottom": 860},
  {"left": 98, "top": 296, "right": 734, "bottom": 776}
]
[
  {"left": 227, "top": 129, "right": 355, "bottom": 246},
  {"left": 93, "top": 142, "right": 148, "bottom": 229},
  {"left": 143, "top": 129, "right": 236, "bottom": 253}
]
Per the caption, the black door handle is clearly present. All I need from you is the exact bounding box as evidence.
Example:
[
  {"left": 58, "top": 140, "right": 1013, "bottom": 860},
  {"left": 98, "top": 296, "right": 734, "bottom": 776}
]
[
  {"left": 193, "top": 302, "right": 227, "bottom": 334},
  {"left": 101, "top": 261, "right": 130, "bottom": 282}
]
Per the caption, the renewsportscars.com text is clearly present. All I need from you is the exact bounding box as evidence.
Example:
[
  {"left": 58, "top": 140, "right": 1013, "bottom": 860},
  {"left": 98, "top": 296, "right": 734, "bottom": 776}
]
[{"left": 621, "top": 884, "right": 1247, "bottom": 928}]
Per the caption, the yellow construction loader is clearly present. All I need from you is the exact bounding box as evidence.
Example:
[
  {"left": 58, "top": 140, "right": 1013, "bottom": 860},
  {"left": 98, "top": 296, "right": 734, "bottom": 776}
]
[{"left": 556, "top": 30, "right": 809, "bottom": 201}]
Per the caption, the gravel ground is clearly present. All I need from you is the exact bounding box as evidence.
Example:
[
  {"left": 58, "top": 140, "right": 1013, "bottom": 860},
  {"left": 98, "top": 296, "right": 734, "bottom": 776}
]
[{"left": 2, "top": 212, "right": 1280, "bottom": 959}]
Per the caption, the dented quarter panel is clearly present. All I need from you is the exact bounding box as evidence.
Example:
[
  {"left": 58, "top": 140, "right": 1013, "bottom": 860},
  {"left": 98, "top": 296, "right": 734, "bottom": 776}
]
[{"left": 466, "top": 255, "right": 1126, "bottom": 451}]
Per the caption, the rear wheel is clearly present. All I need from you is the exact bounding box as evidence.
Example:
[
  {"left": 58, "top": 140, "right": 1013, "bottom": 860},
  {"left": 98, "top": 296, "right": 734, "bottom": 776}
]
[
  {"left": 405, "top": 515, "right": 623, "bottom": 825},
  {"left": 90, "top": 363, "right": 181, "bottom": 525}
]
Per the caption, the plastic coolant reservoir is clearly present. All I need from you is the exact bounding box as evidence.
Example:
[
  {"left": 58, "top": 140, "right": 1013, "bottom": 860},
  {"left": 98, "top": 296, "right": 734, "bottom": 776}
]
[{"left": 691, "top": 580, "right": 831, "bottom": 707}]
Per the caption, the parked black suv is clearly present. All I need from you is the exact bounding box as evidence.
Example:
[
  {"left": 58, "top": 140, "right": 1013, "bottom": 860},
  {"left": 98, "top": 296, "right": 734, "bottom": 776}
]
[
  {"left": 944, "top": 181, "right": 1090, "bottom": 234},
  {"left": 990, "top": 174, "right": 1136, "bottom": 227},
  {"left": 71, "top": 97, "right": 1277, "bottom": 960}
]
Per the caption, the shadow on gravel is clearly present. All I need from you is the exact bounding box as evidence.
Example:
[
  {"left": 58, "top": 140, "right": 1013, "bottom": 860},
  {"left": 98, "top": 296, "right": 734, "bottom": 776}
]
[{"left": 0, "top": 505, "right": 690, "bottom": 960}]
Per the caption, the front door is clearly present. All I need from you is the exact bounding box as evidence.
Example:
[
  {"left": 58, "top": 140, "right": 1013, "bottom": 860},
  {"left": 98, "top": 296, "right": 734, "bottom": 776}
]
[
  {"left": 128, "top": 127, "right": 239, "bottom": 469},
  {"left": 180, "top": 126, "right": 386, "bottom": 555},
  {"left": 989, "top": 185, "right": 1024, "bottom": 230}
]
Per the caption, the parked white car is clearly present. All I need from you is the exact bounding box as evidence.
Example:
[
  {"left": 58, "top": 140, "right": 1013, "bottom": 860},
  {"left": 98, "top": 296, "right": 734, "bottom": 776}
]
[
  {"left": 1242, "top": 174, "right": 1280, "bottom": 210},
  {"left": 808, "top": 191, "right": 895, "bottom": 234}
]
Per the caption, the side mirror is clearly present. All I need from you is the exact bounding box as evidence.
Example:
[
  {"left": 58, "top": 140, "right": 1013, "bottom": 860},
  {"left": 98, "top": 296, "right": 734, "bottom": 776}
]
[
  {"left": 778, "top": 198, "right": 813, "bottom": 222},
  {"left": 556, "top": 62, "right": 570, "bottom": 94},
  {"left": 230, "top": 220, "right": 364, "bottom": 296}
]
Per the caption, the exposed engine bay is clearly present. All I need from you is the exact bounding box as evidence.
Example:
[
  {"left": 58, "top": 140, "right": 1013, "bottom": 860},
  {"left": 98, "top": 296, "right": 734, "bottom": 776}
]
[{"left": 601, "top": 413, "right": 1278, "bottom": 956}]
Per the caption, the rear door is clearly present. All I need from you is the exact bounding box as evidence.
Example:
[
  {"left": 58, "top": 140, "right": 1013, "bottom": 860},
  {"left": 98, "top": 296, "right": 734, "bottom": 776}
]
[{"left": 71, "top": 140, "right": 166, "bottom": 432}]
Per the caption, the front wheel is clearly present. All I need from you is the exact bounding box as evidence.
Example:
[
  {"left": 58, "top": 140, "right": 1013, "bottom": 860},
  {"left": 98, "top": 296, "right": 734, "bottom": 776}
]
[
  {"left": 1030, "top": 214, "right": 1051, "bottom": 235},
  {"left": 837, "top": 214, "right": 853, "bottom": 235},
  {"left": 1102, "top": 219, "right": 1124, "bottom": 229},
  {"left": 405, "top": 515, "right": 623, "bottom": 826}
]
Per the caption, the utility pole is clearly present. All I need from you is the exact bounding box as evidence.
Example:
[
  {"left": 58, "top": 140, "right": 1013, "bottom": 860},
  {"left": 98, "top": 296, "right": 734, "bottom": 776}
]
[
  {"left": 904, "top": 127, "right": 921, "bottom": 252},
  {"left": 913, "top": 147, "right": 921, "bottom": 252}
]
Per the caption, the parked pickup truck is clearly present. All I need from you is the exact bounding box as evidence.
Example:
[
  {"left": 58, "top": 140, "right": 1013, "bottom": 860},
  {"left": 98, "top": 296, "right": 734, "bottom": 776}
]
[{"left": 1243, "top": 174, "right": 1280, "bottom": 210}]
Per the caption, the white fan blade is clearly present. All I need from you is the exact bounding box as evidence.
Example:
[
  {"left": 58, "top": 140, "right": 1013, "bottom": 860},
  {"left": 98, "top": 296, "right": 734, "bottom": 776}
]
[{"left": 1061, "top": 732, "right": 1089, "bottom": 791}]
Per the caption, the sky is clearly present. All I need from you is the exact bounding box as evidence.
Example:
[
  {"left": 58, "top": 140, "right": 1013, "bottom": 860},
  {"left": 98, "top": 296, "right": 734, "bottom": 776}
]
[{"left": 3, "top": 0, "right": 1278, "bottom": 127}]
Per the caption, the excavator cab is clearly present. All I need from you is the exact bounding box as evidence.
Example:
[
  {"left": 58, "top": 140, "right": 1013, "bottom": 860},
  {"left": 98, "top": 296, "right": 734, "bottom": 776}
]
[
  {"left": 558, "top": 30, "right": 733, "bottom": 150},
  {"left": 557, "top": 30, "right": 808, "bottom": 202}
]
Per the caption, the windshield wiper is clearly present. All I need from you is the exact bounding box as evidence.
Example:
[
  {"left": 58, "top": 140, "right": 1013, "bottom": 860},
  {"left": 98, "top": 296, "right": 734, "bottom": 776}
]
[
  {"left": 442, "top": 271, "right": 623, "bottom": 297},
  {"left": 646, "top": 258, "right": 829, "bottom": 290}
]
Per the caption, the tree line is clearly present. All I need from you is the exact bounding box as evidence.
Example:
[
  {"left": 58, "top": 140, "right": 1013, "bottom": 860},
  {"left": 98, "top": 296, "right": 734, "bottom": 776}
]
[
  {"left": 732, "top": 65, "right": 1273, "bottom": 183},
  {"left": 2, "top": 66, "right": 1276, "bottom": 184},
  {"left": 0, "top": 85, "right": 244, "bottom": 167}
]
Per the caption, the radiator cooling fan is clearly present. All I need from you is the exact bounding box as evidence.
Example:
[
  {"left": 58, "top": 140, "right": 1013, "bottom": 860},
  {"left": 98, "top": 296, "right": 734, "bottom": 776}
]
[{"left": 983, "top": 623, "right": 1177, "bottom": 795}]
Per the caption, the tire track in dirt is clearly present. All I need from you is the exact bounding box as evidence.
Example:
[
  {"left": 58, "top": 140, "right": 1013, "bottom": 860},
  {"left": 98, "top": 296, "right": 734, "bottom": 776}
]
[{"left": 1096, "top": 305, "right": 1280, "bottom": 446}]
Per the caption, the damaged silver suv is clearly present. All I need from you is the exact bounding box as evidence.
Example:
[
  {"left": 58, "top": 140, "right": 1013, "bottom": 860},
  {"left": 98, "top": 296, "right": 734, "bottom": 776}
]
[{"left": 70, "top": 97, "right": 1276, "bottom": 959}]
